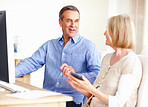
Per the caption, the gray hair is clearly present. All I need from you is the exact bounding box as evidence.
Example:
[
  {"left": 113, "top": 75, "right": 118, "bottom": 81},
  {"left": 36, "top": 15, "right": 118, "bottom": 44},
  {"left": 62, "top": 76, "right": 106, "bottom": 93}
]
[{"left": 59, "top": 5, "right": 80, "bottom": 21}]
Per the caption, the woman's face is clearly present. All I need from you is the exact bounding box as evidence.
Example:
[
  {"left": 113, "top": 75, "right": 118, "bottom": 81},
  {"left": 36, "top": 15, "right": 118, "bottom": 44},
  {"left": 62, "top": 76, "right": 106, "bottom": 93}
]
[{"left": 104, "top": 29, "right": 113, "bottom": 47}]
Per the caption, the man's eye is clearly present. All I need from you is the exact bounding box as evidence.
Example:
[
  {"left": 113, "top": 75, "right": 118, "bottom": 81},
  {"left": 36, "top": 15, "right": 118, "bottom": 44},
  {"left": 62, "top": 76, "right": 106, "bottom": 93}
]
[
  {"left": 67, "top": 20, "right": 71, "bottom": 22},
  {"left": 75, "top": 20, "right": 79, "bottom": 23}
]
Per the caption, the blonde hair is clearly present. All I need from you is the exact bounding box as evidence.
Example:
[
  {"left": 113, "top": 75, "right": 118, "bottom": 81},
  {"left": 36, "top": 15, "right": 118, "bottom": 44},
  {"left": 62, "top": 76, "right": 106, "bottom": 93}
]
[{"left": 107, "top": 14, "right": 135, "bottom": 49}]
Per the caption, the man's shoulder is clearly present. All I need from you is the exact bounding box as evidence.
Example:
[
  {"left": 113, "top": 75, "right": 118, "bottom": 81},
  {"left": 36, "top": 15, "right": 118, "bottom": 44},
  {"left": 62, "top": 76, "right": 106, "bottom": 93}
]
[
  {"left": 44, "top": 37, "right": 59, "bottom": 43},
  {"left": 78, "top": 37, "right": 98, "bottom": 53},
  {"left": 40, "top": 38, "right": 60, "bottom": 48},
  {"left": 80, "top": 36, "right": 95, "bottom": 46}
]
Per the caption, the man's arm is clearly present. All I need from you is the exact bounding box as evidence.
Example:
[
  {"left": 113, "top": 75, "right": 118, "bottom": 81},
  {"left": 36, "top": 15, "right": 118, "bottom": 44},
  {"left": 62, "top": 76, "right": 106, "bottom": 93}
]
[
  {"left": 81, "top": 44, "right": 101, "bottom": 84},
  {"left": 15, "top": 43, "right": 47, "bottom": 77},
  {"left": 61, "top": 44, "right": 101, "bottom": 84}
]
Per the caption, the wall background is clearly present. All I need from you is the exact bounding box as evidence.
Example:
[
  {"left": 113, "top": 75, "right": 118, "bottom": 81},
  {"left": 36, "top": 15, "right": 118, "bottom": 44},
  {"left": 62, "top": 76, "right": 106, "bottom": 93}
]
[
  {"left": 0, "top": 0, "right": 108, "bottom": 87},
  {"left": 0, "top": 0, "right": 108, "bottom": 57},
  {"left": 1, "top": 0, "right": 142, "bottom": 88}
]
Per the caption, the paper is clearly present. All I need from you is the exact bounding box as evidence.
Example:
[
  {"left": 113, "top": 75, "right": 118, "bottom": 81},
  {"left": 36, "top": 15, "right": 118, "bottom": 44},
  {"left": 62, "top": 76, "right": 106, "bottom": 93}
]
[
  {"left": 0, "top": 87, "right": 5, "bottom": 91},
  {"left": 6, "top": 90, "right": 61, "bottom": 99}
]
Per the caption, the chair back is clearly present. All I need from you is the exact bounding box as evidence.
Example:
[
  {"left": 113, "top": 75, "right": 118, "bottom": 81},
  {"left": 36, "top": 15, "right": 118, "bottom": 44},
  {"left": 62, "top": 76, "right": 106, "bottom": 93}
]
[{"left": 136, "top": 55, "right": 148, "bottom": 107}]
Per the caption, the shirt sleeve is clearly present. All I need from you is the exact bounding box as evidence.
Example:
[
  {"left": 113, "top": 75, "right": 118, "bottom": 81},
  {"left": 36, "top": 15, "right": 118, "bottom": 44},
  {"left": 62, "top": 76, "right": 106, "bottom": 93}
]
[
  {"left": 108, "top": 74, "right": 139, "bottom": 107},
  {"left": 15, "top": 43, "right": 47, "bottom": 77},
  {"left": 78, "top": 43, "right": 101, "bottom": 84}
]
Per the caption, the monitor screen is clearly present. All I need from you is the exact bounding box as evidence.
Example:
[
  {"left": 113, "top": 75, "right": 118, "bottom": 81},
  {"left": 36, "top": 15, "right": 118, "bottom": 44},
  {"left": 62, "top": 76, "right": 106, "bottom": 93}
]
[{"left": 0, "top": 11, "right": 15, "bottom": 83}]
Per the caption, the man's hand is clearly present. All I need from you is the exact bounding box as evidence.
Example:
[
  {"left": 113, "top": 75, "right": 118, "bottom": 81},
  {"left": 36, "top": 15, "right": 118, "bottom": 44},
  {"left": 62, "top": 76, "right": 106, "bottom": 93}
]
[{"left": 60, "top": 63, "right": 75, "bottom": 77}]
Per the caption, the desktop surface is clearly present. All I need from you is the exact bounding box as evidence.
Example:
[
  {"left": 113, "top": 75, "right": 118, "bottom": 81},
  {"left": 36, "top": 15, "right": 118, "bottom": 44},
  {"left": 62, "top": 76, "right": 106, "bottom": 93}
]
[{"left": 0, "top": 80, "right": 72, "bottom": 107}]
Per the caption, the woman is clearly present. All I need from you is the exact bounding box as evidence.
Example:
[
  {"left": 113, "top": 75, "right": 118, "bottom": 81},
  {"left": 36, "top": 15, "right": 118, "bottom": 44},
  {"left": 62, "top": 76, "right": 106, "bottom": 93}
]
[{"left": 61, "top": 14, "right": 142, "bottom": 107}]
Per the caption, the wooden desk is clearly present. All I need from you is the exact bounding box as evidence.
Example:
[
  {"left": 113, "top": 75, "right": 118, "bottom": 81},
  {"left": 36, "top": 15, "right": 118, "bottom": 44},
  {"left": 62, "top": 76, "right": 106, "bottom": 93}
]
[{"left": 0, "top": 81, "right": 73, "bottom": 107}]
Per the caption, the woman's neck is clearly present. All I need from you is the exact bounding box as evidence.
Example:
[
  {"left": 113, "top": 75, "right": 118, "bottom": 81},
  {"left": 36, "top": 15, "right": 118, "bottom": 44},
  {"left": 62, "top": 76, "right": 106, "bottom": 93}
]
[
  {"left": 114, "top": 48, "right": 132, "bottom": 57},
  {"left": 110, "top": 48, "right": 132, "bottom": 66}
]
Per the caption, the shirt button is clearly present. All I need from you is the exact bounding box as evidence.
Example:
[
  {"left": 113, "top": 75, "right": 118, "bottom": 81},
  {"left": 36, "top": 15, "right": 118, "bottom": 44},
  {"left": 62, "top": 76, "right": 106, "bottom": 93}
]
[
  {"left": 57, "top": 82, "right": 59, "bottom": 85},
  {"left": 60, "top": 73, "right": 62, "bottom": 75}
]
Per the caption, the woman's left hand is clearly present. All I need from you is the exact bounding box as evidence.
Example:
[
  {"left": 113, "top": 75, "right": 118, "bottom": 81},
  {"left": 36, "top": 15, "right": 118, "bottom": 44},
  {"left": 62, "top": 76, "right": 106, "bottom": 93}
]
[{"left": 67, "top": 73, "right": 94, "bottom": 97}]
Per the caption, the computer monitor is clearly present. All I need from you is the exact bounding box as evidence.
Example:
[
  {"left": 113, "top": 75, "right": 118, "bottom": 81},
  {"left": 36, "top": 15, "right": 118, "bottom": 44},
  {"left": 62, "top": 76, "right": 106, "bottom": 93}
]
[{"left": 0, "top": 11, "right": 15, "bottom": 83}]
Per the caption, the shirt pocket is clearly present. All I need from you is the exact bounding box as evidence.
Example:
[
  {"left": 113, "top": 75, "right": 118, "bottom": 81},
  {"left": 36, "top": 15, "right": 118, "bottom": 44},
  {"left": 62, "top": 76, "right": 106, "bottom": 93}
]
[{"left": 70, "top": 52, "right": 86, "bottom": 72}]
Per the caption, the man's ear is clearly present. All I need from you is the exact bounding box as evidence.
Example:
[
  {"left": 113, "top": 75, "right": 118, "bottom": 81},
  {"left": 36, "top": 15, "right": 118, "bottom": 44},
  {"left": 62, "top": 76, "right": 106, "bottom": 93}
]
[{"left": 59, "top": 18, "right": 62, "bottom": 27}]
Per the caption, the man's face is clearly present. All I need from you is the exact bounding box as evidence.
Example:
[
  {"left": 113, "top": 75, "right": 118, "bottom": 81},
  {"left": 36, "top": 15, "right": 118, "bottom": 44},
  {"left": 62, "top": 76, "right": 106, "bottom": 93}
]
[{"left": 59, "top": 10, "right": 80, "bottom": 38}]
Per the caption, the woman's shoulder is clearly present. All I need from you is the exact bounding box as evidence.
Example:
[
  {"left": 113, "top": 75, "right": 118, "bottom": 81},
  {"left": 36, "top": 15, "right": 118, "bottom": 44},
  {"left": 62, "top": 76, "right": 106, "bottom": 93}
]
[
  {"left": 122, "top": 51, "right": 142, "bottom": 77},
  {"left": 100, "top": 52, "right": 114, "bottom": 65},
  {"left": 102, "top": 52, "right": 113, "bottom": 60},
  {"left": 124, "top": 51, "right": 141, "bottom": 65}
]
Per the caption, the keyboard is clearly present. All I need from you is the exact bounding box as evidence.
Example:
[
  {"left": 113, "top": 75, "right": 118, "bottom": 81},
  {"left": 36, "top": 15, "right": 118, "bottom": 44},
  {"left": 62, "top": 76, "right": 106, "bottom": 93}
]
[
  {"left": 0, "top": 80, "right": 30, "bottom": 93},
  {"left": 6, "top": 90, "right": 61, "bottom": 99}
]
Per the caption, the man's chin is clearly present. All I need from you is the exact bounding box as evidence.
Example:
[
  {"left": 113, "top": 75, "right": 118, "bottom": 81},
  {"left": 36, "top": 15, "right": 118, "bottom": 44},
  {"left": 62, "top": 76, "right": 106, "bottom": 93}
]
[{"left": 68, "top": 33, "right": 77, "bottom": 38}]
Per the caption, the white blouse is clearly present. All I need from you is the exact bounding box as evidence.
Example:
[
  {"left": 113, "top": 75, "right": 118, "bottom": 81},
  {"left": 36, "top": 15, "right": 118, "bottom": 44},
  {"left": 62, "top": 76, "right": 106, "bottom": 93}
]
[{"left": 108, "top": 74, "right": 139, "bottom": 107}]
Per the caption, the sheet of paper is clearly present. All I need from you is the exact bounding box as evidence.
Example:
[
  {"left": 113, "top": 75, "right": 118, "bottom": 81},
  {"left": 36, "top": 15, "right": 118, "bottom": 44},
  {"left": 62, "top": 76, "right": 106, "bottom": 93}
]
[
  {"left": 6, "top": 90, "right": 61, "bottom": 99},
  {"left": 0, "top": 87, "right": 5, "bottom": 91}
]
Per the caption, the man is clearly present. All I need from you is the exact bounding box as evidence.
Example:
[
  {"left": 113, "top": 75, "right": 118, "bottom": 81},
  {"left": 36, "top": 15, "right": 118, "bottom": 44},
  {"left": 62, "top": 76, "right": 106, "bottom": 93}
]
[{"left": 15, "top": 5, "right": 101, "bottom": 107}]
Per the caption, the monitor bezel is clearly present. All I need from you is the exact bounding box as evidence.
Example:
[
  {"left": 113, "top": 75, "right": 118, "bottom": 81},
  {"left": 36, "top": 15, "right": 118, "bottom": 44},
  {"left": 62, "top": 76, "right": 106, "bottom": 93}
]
[{"left": 0, "top": 11, "right": 15, "bottom": 83}]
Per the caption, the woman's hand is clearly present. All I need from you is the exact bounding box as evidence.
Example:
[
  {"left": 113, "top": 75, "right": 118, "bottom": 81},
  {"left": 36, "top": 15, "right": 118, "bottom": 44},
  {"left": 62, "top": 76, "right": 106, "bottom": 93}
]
[
  {"left": 60, "top": 63, "right": 93, "bottom": 98},
  {"left": 68, "top": 74, "right": 108, "bottom": 104},
  {"left": 67, "top": 74, "right": 93, "bottom": 98}
]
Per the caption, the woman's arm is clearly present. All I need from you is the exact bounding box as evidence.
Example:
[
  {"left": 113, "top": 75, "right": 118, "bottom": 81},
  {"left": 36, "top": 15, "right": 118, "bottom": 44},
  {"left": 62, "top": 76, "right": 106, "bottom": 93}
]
[
  {"left": 67, "top": 74, "right": 109, "bottom": 103},
  {"left": 87, "top": 83, "right": 109, "bottom": 104},
  {"left": 67, "top": 73, "right": 138, "bottom": 106},
  {"left": 67, "top": 78, "right": 92, "bottom": 98}
]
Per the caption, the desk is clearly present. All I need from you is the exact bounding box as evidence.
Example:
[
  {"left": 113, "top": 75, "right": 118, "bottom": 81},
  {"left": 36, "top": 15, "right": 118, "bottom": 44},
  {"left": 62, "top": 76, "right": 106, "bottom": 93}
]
[{"left": 0, "top": 81, "right": 73, "bottom": 107}]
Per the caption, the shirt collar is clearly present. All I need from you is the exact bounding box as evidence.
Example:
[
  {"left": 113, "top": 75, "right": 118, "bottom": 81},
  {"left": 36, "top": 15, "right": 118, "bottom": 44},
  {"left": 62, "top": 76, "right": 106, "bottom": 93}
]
[
  {"left": 58, "top": 32, "right": 80, "bottom": 45},
  {"left": 58, "top": 36, "right": 64, "bottom": 45},
  {"left": 71, "top": 32, "right": 80, "bottom": 43}
]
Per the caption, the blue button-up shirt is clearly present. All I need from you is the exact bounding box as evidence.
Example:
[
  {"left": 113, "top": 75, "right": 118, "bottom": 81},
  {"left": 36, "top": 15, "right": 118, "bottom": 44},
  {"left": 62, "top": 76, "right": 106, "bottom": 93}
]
[{"left": 15, "top": 32, "right": 101, "bottom": 104}]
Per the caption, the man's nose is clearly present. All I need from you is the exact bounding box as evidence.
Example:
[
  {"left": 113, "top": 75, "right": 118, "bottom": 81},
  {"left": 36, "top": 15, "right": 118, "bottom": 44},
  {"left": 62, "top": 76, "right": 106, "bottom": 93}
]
[
  {"left": 71, "top": 21, "right": 75, "bottom": 26},
  {"left": 104, "top": 30, "right": 107, "bottom": 35}
]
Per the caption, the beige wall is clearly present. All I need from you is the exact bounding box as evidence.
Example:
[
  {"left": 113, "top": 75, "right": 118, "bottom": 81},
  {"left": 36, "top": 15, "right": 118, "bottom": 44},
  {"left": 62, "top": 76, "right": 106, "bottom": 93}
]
[
  {"left": 1, "top": 0, "right": 146, "bottom": 88},
  {"left": 0, "top": 0, "right": 108, "bottom": 59},
  {"left": 108, "top": 0, "right": 147, "bottom": 54},
  {"left": 0, "top": 0, "right": 109, "bottom": 87}
]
